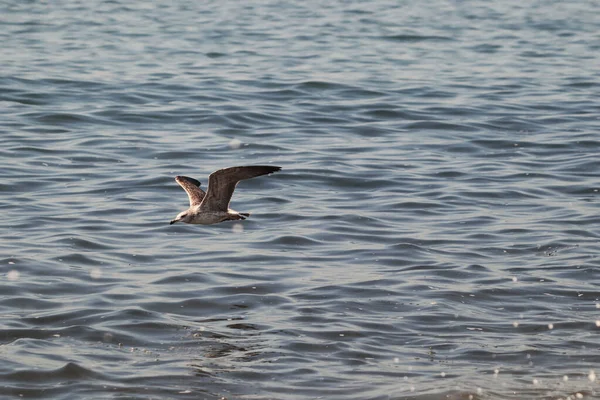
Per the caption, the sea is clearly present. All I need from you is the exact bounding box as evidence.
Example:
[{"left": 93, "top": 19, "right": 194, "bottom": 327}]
[{"left": 1, "top": 0, "right": 599, "bottom": 399}]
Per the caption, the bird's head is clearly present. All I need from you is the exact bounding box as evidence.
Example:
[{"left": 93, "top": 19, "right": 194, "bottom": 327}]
[{"left": 170, "top": 210, "right": 191, "bottom": 225}]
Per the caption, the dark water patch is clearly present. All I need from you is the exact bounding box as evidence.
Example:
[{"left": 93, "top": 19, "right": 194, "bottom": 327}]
[
  {"left": 4, "top": 362, "right": 99, "bottom": 382},
  {"left": 343, "top": 124, "right": 400, "bottom": 137},
  {"left": 470, "top": 43, "right": 503, "bottom": 53},
  {"left": 227, "top": 323, "right": 261, "bottom": 331},
  {"left": 293, "top": 80, "right": 353, "bottom": 93},
  {"left": 563, "top": 80, "right": 599, "bottom": 89},
  {"left": 5, "top": 145, "right": 71, "bottom": 156},
  {"left": 206, "top": 51, "right": 226, "bottom": 58},
  {"left": 40, "top": 78, "right": 107, "bottom": 90},
  {"left": 20, "top": 309, "right": 114, "bottom": 327},
  {"left": 338, "top": 87, "right": 388, "bottom": 99},
  {"left": 263, "top": 234, "right": 324, "bottom": 247},
  {"left": 304, "top": 114, "right": 352, "bottom": 125},
  {"left": 51, "top": 252, "right": 108, "bottom": 266},
  {"left": 55, "top": 237, "right": 116, "bottom": 251},
  {"left": 220, "top": 110, "right": 283, "bottom": 126},
  {"left": 379, "top": 34, "right": 454, "bottom": 42},
  {"left": 519, "top": 50, "right": 561, "bottom": 58},
  {"left": 361, "top": 108, "right": 425, "bottom": 120},
  {"left": 150, "top": 272, "right": 214, "bottom": 286},
  {"left": 0, "top": 297, "right": 63, "bottom": 315},
  {"left": 476, "top": 118, "right": 544, "bottom": 132},
  {"left": 0, "top": 94, "right": 51, "bottom": 106},
  {"left": 24, "top": 112, "right": 116, "bottom": 126}
]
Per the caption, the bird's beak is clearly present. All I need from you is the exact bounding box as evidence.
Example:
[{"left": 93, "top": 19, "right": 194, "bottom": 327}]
[{"left": 169, "top": 219, "right": 178, "bottom": 225}]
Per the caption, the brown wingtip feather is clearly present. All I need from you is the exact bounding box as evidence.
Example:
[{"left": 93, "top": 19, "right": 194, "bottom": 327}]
[
  {"left": 248, "top": 165, "right": 281, "bottom": 177},
  {"left": 256, "top": 166, "right": 281, "bottom": 174}
]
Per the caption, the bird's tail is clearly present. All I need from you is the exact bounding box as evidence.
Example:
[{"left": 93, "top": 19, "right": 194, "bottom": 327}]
[{"left": 239, "top": 212, "right": 250, "bottom": 220}]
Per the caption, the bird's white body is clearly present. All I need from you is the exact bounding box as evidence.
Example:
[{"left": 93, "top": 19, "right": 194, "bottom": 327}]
[{"left": 185, "top": 208, "right": 243, "bottom": 225}]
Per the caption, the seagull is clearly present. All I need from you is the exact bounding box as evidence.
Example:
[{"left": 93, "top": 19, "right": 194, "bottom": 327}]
[{"left": 170, "top": 165, "right": 281, "bottom": 225}]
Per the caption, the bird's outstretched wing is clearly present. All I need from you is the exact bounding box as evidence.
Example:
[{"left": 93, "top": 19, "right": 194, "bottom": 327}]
[
  {"left": 200, "top": 165, "right": 281, "bottom": 211},
  {"left": 175, "top": 176, "right": 206, "bottom": 207}
]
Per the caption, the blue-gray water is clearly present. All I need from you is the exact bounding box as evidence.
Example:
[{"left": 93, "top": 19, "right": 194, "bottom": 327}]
[{"left": 1, "top": 1, "right": 599, "bottom": 399}]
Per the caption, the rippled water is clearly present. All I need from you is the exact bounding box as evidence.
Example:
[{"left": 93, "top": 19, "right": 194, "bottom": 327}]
[{"left": 1, "top": 0, "right": 600, "bottom": 399}]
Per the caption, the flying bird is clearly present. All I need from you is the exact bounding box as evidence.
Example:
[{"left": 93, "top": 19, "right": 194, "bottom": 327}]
[{"left": 170, "top": 165, "right": 281, "bottom": 225}]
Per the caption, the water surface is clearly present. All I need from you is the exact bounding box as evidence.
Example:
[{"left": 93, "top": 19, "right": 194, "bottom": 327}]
[{"left": 1, "top": 0, "right": 599, "bottom": 399}]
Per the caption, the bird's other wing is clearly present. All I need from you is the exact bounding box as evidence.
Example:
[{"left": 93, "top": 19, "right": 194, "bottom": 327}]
[{"left": 175, "top": 176, "right": 206, "bottom": 207}]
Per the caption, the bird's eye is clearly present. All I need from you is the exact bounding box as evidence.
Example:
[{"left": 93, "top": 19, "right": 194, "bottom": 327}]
[{"left": 181, "top": 214, "right": 187, "bottom": 218}]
